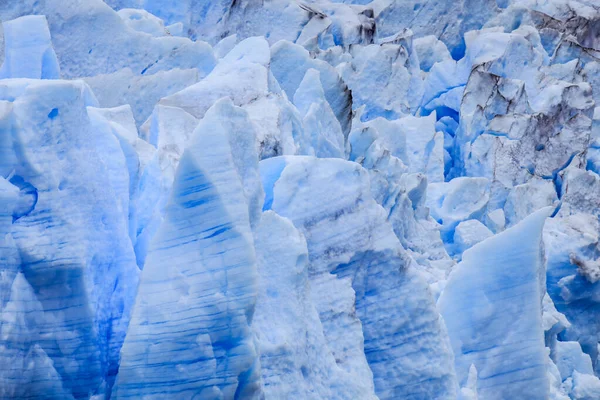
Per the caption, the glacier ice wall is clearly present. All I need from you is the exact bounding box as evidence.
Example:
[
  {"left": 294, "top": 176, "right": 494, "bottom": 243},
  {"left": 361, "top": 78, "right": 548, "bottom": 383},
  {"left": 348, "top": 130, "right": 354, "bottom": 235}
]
[
  {"left": 439, "top": 207, "right": 553, "bottom": 400},
  {"left": 1, "top": 0, "right": 600, "bottom": 399}
]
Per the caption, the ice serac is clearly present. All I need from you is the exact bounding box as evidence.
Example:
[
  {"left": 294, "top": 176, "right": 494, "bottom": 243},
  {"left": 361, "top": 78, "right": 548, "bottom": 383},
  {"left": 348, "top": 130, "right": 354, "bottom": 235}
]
[
  {"left": 439, "top": 207, "right": 554, "bottom": 400},
  {"left": 4, "top": 0, "right": 600, "bottom": 396},
  {"left": 0, "top": 15, "right": 59, "bottom": 80},
  {"left": 0, "top": 272, "right": 73, "bottom": 400},
  {"left": 135, "top": 0, "right": 307, "bottom": 45},
  {"left": 347, "top": 111, "right": 452, "bottom": 286},
  {"left": 293, "top": 68, "right": 345, "bottom": 158},
  {"left": 336, "top": 36, "right": 423, "bottom": 119},
  {"left": 0, "top": 182, "right": 57, "bottom": 399},
  {"left": 375, "top": 0, "right": 500, "bottom": 59},
  {"left": 544, "top": 166, "right": 600, "bottom": 384},
  {"left": 159, "top": 36, "right": 270, "bottom": 120},
  {"left": 363, "top": 114, "right": 444, "bottom": 183},
  {"left": 159, "top": 37, "right": 300, "bottom": 160},
  {"left": 0, "top": 0, "right": 216, "bottom": 79},
  {"left": 0, "top": 79, "right": 139, "bottom": 398},
  {"left": 84, "top": 67, "right": 199, "bottom": 127},
  {"left": 453, "top": 219, "right": 493, "bottom": 255},
  {"left": 253, "top": 211, "right": 371, "bottom": 399},
  {"left": 114, "top": 99, "right": 262, "bottom": 399},
  {"left": 260, "top": 156, "right": 457, "bottom": 399},
  {"left": 270, "top": 40, "right": 353, "bottom": 136},
  {"left": 87, "top": 104, "right": 157, "bottom": 251},
  {"left": 426, "top": 177, "right": 490, "bottom": 243}
]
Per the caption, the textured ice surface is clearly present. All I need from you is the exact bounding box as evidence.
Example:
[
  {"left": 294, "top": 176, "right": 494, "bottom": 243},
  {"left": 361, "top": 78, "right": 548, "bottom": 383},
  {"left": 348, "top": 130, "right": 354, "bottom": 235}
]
[
  {"left": 253, "top": 211, "right": 375, "bottom": 399},
  {"left": 453, "top": 219, "right": 493, "bottom": 256},
  {"left": 439, "top": 207, "right": 553, "bottom": 400},
  {"left": 260, "top": 156, "right": 457, "bottom": 399},
  {"left": 0, "top": 79, "right": 138, "bottom": 398},
  {"left": 114, "top": 99, "right": 262, "bottom": 399},
  {"left": 2, "top": 0, "right": 600, "bottom": 398},
  {"left": 0, "top": 16, "right": 59, "bottom": 80}
]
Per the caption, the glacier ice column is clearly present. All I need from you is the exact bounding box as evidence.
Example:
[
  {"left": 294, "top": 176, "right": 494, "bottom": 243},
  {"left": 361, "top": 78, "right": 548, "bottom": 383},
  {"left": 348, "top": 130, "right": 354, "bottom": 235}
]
[
  {"left": 0, "top": 272, "right": 74, "bottom": 400},
  {"left": 439, "top": 207, "right": 554, "bottom": 400},
  {"left": 260, "top": 156, "right": 457, "bottom": 399},
  {"left": 87, "top": 105, "right": 157, "bottom": 255},
  {"left": 0, "top": 15, "right": 59, "bottom": 79},
  {"left": 253, "top": 211, "right": 376, "bottom": 399},
  {"left": 0, "top": 79, "right": 139, "bottom": 398},
  {"left": 0, "top": 178, "right": 62, "bottom": 399},
  {"left": 114, "top": 99, "right": 262, "bottom": 399},
  {"left": 293, "top": 68, "right": 345, "bottom": 158}
]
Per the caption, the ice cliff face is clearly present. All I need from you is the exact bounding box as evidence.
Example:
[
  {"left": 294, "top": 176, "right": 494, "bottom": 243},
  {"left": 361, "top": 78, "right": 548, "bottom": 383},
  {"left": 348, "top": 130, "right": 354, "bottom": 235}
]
[{"left": 1, "top": 0, "right": 600, "bottom": 399}]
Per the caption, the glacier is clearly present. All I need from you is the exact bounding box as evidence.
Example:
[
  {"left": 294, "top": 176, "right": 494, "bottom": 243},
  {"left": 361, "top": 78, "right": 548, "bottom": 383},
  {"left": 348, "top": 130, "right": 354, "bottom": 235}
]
[{"left": 1, "top": 0, "right": 600, "bottom": 399}]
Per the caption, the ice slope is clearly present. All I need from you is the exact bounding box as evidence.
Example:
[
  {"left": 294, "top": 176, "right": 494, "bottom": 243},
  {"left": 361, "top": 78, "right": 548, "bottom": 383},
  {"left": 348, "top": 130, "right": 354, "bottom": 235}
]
[{"left": 2, "top": 0, "right": 600, "bottom": 398}]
